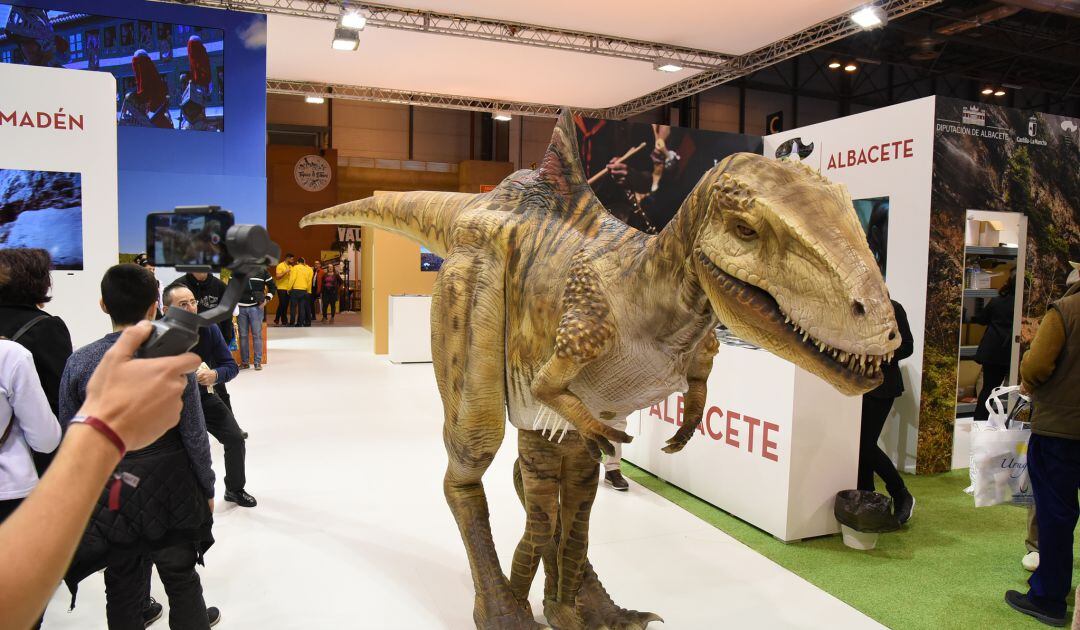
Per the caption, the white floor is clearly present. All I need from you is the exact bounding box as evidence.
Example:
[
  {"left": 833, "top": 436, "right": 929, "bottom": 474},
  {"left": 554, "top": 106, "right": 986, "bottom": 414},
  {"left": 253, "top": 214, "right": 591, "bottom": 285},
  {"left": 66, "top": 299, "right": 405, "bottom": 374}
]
[{"left": 45, "top": 316, "right": 884, "bottom": 629}]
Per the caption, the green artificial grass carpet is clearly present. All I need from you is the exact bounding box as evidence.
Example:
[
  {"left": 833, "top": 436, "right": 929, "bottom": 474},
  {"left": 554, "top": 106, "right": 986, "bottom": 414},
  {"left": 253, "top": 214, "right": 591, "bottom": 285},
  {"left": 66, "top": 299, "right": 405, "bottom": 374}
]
[{"left": 623, "top": 464, "right": 1077, "bottom": 629}]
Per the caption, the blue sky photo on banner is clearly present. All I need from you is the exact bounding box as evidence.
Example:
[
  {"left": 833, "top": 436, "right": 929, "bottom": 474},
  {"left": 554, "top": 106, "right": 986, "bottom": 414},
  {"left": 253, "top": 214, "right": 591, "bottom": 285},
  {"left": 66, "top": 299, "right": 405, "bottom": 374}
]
[{"left": 0, "top": 0, "right": 266, "bottom": 255}]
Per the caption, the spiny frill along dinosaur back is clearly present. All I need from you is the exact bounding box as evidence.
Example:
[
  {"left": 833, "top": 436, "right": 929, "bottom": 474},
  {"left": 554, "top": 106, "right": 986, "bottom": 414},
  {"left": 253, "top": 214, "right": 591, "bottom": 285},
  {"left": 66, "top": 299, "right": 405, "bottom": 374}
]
[{"left": 301, "top": 110, "right": 900, "bottom": 629}]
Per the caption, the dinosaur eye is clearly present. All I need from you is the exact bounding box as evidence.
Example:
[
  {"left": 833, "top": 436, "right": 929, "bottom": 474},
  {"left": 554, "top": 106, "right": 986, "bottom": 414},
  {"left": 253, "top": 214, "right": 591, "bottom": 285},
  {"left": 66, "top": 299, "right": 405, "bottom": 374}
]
[{"left": 734, "top": 222, "right": 758, "bottom": 240}]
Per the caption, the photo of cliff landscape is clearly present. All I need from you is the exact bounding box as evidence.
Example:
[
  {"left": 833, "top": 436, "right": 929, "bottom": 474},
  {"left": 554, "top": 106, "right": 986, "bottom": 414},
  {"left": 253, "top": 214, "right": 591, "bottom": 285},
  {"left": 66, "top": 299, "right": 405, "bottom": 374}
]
[{"left": 0, "top": 168, "right": 83, "bottom": 270}]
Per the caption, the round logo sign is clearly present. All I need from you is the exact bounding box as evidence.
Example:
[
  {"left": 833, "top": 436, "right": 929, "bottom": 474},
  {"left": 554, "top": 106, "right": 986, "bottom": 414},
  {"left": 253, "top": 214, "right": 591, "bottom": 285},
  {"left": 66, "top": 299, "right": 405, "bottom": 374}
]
[{"left": 294, "top": 154, "right": 332, "bottom": 192}]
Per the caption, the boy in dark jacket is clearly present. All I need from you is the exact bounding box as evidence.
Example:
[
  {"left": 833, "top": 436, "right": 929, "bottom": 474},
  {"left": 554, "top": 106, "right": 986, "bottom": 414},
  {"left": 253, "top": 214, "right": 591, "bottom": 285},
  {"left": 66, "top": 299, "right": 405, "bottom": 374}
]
[{"left": 59, "top": 264, "right": 219, "bottom": 629}]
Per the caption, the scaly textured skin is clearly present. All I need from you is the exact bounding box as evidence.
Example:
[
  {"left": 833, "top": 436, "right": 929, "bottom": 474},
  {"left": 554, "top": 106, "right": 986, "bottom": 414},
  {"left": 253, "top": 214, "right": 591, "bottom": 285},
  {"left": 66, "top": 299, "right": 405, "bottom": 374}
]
[{"left": 301, "top": 110, "right": 900, "bottom": 629}]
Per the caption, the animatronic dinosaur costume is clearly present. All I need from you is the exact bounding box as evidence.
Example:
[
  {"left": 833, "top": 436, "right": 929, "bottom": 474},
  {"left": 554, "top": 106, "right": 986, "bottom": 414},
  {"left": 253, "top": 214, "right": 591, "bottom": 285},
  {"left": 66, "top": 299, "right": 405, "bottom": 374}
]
[{"left": 301, "top": 111, "right": 900, "bottom": 629}]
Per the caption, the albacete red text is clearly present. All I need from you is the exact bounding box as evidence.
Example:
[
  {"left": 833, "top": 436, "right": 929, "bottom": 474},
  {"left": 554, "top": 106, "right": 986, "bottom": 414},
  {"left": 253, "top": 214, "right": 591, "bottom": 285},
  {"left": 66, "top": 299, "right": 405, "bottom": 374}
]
[{"left": 648, "top": 395, "right": 780, "bottom": 462}]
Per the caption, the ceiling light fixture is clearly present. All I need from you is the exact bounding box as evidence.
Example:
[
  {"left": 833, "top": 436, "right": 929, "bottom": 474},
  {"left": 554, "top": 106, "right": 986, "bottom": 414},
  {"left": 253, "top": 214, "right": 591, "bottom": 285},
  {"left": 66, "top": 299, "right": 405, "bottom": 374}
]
[
  {"left": 332, "top": 27, "right": 360, "bottom": 51},
  {"left": 828, "top": 60, "right": 842, "bottom": 69},
  {"left": 851, "top": 5, "right": 887, "bottom": 29},
  {"left": 981, "top": 87, "right": 994, "bottom": 95},
  {"left": 492, "top": 110, "right": 513, "bottom": 122},
  {"left": 305, "top": 95, "right": 326, "bottom": 104},
  {"left": 994, "top": 89, "right": 1006, "bottom": 96},
  {"left": 340, "top": 10, "right": 367, "bottom": 30},
  {"left": 652, "top": 58, "right": 684, "bottom": 73},
  {"left": 844, "top": 62, "right": 858, "bottom": 72}
]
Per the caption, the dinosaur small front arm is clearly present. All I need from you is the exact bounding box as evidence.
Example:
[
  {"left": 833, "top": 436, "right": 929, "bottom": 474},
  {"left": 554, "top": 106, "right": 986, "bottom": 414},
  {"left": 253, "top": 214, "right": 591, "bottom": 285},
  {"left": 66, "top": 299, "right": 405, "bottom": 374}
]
[{"left": 662, "top": 331, "right": 720, "bottom": 454}]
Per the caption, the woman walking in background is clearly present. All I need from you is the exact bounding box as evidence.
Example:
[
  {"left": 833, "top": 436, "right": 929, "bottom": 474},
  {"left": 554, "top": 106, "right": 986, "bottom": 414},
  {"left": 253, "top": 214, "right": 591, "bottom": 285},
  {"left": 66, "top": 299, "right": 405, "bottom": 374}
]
[
  {"left": 321, "top": 265, "right": 343, "bottom": 323},
  {"left": 972, "top": 271, "right": 1017, "bottom": 421}
]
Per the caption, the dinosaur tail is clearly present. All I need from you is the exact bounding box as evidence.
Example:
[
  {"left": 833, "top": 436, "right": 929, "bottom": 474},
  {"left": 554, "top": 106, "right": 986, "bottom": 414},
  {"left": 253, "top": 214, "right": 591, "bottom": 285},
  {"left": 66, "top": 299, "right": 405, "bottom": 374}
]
[{"left": 299, "top": 191, "right": 477, "bottom": 258}]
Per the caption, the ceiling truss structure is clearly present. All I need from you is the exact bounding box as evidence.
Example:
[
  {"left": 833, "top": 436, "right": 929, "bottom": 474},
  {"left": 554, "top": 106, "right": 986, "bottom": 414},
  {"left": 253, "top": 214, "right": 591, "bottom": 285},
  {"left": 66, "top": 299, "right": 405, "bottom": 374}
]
[
  {"left": 157, "top": 0, "right": 941, "bottom": 119},
  {"left": 265, "top": 78, "right": 607, "bottom": 118},
  {"left": 151, "top": 0, "right": 732, "bottom": 69}
]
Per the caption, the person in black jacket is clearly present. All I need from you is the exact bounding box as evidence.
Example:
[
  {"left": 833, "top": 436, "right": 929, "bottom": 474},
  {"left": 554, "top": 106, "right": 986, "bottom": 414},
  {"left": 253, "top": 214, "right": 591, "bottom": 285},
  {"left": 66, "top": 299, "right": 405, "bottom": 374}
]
[
  {"left": 859, "top": 299, "right": 916, "bottom": 523},
  {"left": 972, "top": 272, "right": 1016, "bottom": 421},
  {"left": 165, "top": 283, "right": 256, "bottom": 509},
  {"left": 0, "top": 248, "right": 72, "bottom": 475},
  {"left": 174, "top": 271, "right": 235, "bottom": 348}
]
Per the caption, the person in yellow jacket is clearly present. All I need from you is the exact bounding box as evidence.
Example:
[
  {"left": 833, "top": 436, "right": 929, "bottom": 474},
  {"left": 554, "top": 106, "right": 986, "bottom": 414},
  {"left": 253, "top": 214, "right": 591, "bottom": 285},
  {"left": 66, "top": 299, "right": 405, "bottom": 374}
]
[
  {"left": 289, "top": 257, "right": 314, "bottom": 327},
  {"left": 273, "top": 253, "right": 295, "bottom": 326}
]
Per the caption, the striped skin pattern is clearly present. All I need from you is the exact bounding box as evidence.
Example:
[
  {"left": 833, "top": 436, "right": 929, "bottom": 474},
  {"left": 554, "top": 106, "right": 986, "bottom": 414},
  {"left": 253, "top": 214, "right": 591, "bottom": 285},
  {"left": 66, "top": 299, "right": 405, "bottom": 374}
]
[{"left": 301, "top": 110, "right": 899, "bottom": 629}]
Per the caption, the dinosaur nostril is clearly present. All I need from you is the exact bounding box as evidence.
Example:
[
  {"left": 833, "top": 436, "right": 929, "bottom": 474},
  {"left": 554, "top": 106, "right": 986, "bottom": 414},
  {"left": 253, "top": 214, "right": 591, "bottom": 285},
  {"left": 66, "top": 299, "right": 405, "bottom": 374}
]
[
  {"left": 852, "top": 300, "right": 866, "bottom": 317},
  {"left": 889, "top": 329, "right": 897, "bottom": 341}
]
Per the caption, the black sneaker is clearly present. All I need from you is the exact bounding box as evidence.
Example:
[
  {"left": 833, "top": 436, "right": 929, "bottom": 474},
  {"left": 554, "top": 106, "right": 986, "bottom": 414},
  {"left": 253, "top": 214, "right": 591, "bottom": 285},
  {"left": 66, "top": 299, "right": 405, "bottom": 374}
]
[
  {"left": 207, "top": 607, "right": 221, "bottom": 627},
  {"left": 142, "top": 596, "right": 163, "bottom": 627},
  {"left": 239, "top": 364, "right": 250, "bottom": 370},
  {"left": 893, "top": 488, "right": 915, "bottom": 525},
  {"left": 224, "top": 489, "right": 257, "bottom": 508},
  {"left": 1005, "top": 590, "right": 1067, "bottom": 627},
  {"left": 604, "top": 469, "right": 629, "bottom": 491}
]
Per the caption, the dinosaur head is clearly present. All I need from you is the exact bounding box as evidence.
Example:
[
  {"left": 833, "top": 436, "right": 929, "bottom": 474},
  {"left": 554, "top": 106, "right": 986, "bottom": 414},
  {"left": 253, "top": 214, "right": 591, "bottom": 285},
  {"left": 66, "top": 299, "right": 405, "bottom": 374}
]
[{"left": 689, "top": 154, "right": 899, "bottom": 395}]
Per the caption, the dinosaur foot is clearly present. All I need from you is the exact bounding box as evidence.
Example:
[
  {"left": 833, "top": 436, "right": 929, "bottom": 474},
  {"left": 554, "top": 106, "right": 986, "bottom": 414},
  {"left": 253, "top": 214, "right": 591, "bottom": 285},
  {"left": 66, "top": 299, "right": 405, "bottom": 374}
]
[
  {"left": 476, "top": 598, "right": 547, "bottom": 629},
  {"left": 574, "top": 566, "right": 662, "bottom": 629},
  {"left": 579, "top": 606, "right": 663, "bottom": 630},
  {"left": 544, "top": 599, "right": 587, "bottom": 630}
]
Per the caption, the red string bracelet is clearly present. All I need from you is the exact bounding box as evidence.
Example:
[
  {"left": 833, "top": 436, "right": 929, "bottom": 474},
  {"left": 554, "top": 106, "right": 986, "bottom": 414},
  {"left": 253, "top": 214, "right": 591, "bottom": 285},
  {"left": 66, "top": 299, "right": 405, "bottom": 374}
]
[{"left": 73, "top": 416, "right": 126, "bottom": 458}]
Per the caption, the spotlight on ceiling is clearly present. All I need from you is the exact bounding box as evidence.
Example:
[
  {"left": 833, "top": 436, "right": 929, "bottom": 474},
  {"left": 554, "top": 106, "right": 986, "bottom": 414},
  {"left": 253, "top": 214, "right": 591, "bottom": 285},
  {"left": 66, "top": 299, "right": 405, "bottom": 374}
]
[
  {"left": 828, "top": 60, "right": 842, "bottom": 69},
  {"left": 652, "top": 58, "right": 684, "bottom": 73},
  {"left": 305, "top": 95, "right": 326, "bottom": 104},
  {"left": 340, "top": 10, "right": 367, "bottom": 30},
  {"left": 844, "top": 62, "right": 858, "bottom": 72},
  {"left": 851, "top": 5, "right": 887, "bottom": 29},
  {"left": 492, "top": 110, "right": 513, "bottom": 122},
  {"left": 994, "top": 89, "right": 1006, "bottom": 96},
  {"left": 981, "top": 87, "right": 994, "bottom": 95},
  {"left": 332, "top": 27, "right": 360, "bottom": 51}
]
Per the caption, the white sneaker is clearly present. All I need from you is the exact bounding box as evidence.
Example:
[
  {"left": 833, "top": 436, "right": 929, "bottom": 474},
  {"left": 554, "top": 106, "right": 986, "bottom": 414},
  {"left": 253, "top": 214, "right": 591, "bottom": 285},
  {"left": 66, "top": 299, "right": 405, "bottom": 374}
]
[{"left": 1022, "top": 551, "right": 1039, "bottom": 572}]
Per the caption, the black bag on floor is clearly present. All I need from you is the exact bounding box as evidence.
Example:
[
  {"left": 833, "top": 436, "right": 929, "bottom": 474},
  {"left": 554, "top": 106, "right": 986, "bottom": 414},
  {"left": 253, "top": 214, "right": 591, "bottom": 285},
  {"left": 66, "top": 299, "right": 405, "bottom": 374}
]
[{"left": 834, "top": 489, "right": 901, "bottom": 533}]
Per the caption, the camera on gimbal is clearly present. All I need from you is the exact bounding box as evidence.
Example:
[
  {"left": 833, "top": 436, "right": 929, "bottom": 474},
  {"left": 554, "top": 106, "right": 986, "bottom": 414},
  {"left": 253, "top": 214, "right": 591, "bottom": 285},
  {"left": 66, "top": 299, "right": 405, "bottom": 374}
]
[{"left": 138, "top": 206, "right": 280, "bottom": 358}]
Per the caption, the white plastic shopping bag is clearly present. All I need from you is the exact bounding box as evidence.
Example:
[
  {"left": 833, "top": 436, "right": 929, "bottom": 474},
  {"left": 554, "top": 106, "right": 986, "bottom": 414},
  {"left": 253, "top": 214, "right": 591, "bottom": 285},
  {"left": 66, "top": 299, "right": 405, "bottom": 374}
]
[
  {"left": 984, "top": 385, "right": 1021, "bottom": 429},
  {"left": 967, "top": 386, "right": 1033, "bottom": 507}
]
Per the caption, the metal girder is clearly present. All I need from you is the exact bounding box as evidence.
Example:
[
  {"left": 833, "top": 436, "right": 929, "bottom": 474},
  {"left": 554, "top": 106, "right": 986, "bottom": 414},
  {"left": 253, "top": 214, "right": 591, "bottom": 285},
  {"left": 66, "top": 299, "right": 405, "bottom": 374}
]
[
  {"left": 605, "top": 0, "right": 942, "bottom": 118},
  {"left": 266, "top": 78, "right": 607, "bottom": 118},
  {"left": 150, "top": 0, "right": 732, "bottom": 70},
  {"left": 163, "top": 0, "right": 940, "bottom": 119}
]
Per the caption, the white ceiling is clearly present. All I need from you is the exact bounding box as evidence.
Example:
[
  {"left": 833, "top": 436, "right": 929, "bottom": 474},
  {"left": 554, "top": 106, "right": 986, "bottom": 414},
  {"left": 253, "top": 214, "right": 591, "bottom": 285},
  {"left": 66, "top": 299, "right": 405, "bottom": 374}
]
[{"left": 266, "top": 0, "right": 868, "bottom": 109}]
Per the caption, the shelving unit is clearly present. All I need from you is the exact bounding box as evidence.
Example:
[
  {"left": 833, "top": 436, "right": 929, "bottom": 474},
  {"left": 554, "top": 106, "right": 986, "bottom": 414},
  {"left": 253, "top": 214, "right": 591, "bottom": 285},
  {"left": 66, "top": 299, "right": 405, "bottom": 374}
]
[{"left": 955, "top": 211, "right": 1026, "bottom": 421}]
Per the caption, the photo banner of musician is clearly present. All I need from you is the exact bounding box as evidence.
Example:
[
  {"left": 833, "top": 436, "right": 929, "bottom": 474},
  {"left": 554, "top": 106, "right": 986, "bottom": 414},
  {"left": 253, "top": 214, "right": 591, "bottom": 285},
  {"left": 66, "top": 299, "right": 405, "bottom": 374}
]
[{"left": 574, "top": 115, "right": 762, "bottom": 233}]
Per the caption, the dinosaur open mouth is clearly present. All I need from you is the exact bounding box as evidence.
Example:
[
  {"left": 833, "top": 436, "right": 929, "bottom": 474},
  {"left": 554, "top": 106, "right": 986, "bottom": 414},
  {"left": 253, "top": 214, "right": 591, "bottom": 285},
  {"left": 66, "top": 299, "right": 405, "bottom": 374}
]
[{"left": 696, "top": 252, "right": 891, "bottom": 386}]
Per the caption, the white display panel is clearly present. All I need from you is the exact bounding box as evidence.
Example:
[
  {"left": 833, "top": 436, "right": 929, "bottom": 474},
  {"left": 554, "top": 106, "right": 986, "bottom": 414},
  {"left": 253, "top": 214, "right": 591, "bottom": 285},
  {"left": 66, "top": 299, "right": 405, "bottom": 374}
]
[
  {"left": 764, "top": 97, "right": 938, "bottom": 473},
  {"left": 623, "top": 344, "right": 861, "bottom": 541},
  {"left": 388, "top": 294, "right": 432, "bottom": 363},
  {"left": 0, "top": 63, "right": 119, "bottom": 347}
]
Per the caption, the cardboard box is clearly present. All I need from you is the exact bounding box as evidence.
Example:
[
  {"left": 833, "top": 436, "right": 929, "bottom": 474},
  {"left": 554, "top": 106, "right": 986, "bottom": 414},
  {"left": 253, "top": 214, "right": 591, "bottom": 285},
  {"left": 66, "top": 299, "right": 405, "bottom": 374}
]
[
  {"left": 958, "top": 359, "right": 982, "bottom": 388},
  {"left": 979, "top": 220, "right": 1005, "bottom": 247},
  {"left": 989, "top": 263, "right": 1014, "bottom": 289},
  {"left": 968, "top": 323, "right": 986, "bottom": 345}
]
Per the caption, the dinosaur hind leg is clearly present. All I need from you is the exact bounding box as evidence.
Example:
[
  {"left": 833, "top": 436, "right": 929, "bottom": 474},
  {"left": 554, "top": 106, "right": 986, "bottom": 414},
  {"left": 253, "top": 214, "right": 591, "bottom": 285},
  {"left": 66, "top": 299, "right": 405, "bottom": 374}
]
[
  {"left": 433, "top": 253, "right": 539, "bottom": 630},
  {"left": 509, "top": 430, "right": 562, "bottom": 603}
]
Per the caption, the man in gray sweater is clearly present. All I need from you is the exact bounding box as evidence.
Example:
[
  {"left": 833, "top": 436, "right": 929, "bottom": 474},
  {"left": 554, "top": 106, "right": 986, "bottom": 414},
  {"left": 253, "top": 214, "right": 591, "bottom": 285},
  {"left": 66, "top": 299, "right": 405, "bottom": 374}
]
[{"left": 59, "top": 264, "right": 220, "bottom": 629}]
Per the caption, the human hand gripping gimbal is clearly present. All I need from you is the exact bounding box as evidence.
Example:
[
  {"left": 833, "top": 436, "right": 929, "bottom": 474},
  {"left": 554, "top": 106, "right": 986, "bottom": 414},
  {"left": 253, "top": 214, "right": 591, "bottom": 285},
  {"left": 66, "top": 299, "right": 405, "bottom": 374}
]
[{"left": 138, "top": 206, "right": 280, "bottom": 358}]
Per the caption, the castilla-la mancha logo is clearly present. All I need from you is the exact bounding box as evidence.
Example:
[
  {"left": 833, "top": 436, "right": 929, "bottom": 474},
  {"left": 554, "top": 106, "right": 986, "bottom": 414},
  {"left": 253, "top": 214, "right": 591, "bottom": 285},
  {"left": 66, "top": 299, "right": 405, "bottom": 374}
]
[{"left": 0, "top": 107, "right": 85, "bottom": 130}]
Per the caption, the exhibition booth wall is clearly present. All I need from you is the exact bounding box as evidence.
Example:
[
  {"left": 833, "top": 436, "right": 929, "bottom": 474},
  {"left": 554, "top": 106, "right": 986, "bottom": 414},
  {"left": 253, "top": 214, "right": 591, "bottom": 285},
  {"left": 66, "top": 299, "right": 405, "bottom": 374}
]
[
  {"left": 767, "top": 96, "right": 1080, "bottom": 474},
  {"left": 0, "top": 0, "right": 267, "bottom": 256},
  {"left": 0, "top": 63, "right": 118, "bottom": 346}
]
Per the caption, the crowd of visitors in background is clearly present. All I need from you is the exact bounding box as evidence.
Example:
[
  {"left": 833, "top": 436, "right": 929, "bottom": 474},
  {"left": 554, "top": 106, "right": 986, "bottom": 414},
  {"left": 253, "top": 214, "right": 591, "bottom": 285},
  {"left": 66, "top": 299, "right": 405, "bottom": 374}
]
[{"left": 272, "top": 254, "right": 346, "bottom": 327}]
